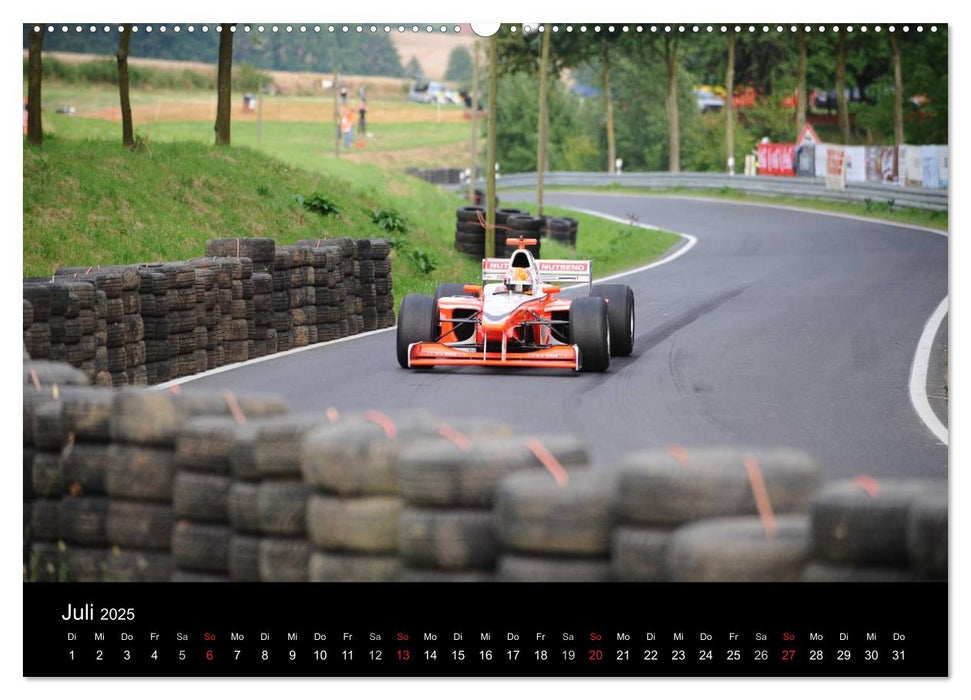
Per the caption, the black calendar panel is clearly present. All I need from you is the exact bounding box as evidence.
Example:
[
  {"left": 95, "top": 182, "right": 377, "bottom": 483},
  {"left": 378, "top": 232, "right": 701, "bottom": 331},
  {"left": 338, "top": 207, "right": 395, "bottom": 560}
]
[{"left": 24, "top": 583, "right": 946, "bottom": 677}]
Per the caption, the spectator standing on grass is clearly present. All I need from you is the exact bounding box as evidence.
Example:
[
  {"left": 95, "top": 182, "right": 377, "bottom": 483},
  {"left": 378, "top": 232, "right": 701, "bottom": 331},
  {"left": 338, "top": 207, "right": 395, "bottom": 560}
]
[
  {"left": 341, "top": 105, "right": 355, "bottom": 149},
  {"left": 358, "top": 98, "right": 367, "bottom": 135},
  {"left": 339, "top": 83, "right": 348, "bottom": 105}
]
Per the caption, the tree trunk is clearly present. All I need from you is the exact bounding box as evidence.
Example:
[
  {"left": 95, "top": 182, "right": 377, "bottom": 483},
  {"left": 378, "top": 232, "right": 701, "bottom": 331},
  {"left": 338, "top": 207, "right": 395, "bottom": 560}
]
[
  {"left": 536, "top": 28, "right": 551, "bottom": 217},
  {"left": 835, "top": 34, "right": 850, "bottom": 144},
  {"left": 725, "top": 33, "right": 735, "bottom": 174},
  {"left": 469, "top": 40, "right": 480, "bottom": 203},
  {"left": 665, "top": 37, "right": 680, "bottom": 173},
  {"left": 26, "top": 25, "right": 45, "bottom": 146},
  {"left": 796, "top": 33, "right": 807, "bottom": 138},
  {"left": 890, "top": 33, "right": 905, "bottom": 145},
  {"left": 485, "top": 34, "right": 499, "bottom": 258},
  {"left": 603, "top": 40, "right": 616, "bottom": 174},
  {"left": 117, "top": 24, "right": 134, "bottom": 148},
  {"left": 214, "top": 24, "right": 234, "bottom": 146}
]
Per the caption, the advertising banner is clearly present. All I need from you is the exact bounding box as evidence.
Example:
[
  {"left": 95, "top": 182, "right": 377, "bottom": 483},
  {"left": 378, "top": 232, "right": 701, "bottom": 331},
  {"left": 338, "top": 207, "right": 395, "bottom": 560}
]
[
  {"left": 922, "top": 148, "right": 940, "bottom": 189},
  {"left": 937, "top": 146, "right": 949, "bottom": 188},
  {"left": 825, "top": 147, "right": 846, "bottom": 191},
  {"left": 844, "top": 146, "right": 867, "bottom": 183},
  {"left": 878, "top": 146, "right": 899, "bottom": 184},
  {"left": 902, "top": 145, "right": 924, "bottom": 187},
  {"left": 814, "top": 144, "right": 829, "bottom": 178},
  {"left": 756, "top": 143, "right": 795, "bottom": 176}
]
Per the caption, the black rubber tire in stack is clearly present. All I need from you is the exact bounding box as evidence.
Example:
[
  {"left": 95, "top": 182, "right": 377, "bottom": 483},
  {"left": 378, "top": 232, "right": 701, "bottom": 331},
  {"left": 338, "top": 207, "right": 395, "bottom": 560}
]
[
  {"left": 300, "top": 418, "right": 408, "bottom": 583},
  {"left": 454, "top": 206, "right": 487, "bottom": 258},
  {"left": 355, "top": 239, "right": 379, "bottom": 332},
  {"left": 503, "top": 215, "right": 542, "bottom": 258},
  {"left": 104, "top": 389, "right": 287, "bottom": 582},
  {"left": 251, "top": 270, "right": 276, "bottom": 355},
  {"left": 611, "top": 447, "right": 821, "bottom": 582},
  {"left": 545, "top": 217, "right": 577, "bottom": 247},
  {"left": 29, "top": 382, "right": 119, "bottom": 581},
  {"left": 24, "top": 369, "right": 90, "bottom": 581},
  {"left": 48, "top": 280, "right": 100, "bottom": 384},
  {"left": 280, "top": 245, "right": 317, "bottom": 348},
  {"left": 345, "top": 239, "right": 365, "bottom": 335},
  {"left": 204, "top": 238, "right": 277, "bottom": 360},
  {"left": 297, "top": 243, "right": 339, "bottom": 343},
  {"left": 137, "top": 268, "right": 171, "bottom": 385},
  {"left": 23, "top": 281, "right": 53, "bottom": 361},
  {"left": 296, "top": 239, "right": 348, "bottom": 341},
  {"left": 396, "top": 433, "right": 587, "bottom": 582},
  {"left": 369, "top": 238, "right": 395, "bottom": 328},
  {"left": 271, "top": 247, "right": 294, "bottom": 351},
  {"left": 805, "top": 478, "right": 947, "bottom": 581},
  {"left": 495, "top": 468, "right": 614, "bottom": 582},
  {"left": 229, "top": 415, "right": 320, "bottom": 582}
]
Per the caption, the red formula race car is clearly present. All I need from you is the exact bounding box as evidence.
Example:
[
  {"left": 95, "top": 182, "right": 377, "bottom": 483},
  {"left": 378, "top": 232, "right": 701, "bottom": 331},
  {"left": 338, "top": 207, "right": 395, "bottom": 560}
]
[{"left": 396, "top": 238, "right": 635, "bottom": 372}]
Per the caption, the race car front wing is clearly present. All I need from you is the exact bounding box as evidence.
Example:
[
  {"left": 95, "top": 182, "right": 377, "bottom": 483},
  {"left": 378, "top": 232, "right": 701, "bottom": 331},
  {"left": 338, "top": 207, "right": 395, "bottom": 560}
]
[{"left": 407, "top": 341, "right": 581, "bottom": 371}]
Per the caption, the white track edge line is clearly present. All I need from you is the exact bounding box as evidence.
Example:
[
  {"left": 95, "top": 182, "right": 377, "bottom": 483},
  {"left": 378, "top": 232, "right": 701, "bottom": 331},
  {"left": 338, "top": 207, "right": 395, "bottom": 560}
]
[
  {"left": 152, "top": 326, "right": 395, "bottom": 389},
  {"left": 528, "top": 190, "right": 948, "bottom": 236},
  {"left": 154, "top": 212, "right": 696, "bottom": 388},
  {"left": 908, "top": 296, "right": 949, "bottom": 445}
]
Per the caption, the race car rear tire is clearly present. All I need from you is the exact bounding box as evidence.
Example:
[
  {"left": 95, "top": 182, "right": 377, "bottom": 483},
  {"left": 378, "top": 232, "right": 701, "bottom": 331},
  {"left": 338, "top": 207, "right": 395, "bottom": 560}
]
[
  {"left": 396, "top": 294, "right": 437, "bottom": 368},
  {"left": 569, "top": 297, "right": 610, "bottom": 372},
  {"left": 591, "top": 284, "right": 635, "bottom": 356}
]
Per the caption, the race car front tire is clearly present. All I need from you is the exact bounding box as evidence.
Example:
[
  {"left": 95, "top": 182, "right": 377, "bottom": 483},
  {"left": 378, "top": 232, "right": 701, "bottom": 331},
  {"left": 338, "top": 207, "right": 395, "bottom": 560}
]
[
  {"left": 396, "top": 294, "right": 438, "bottom": 368},
  {"left": 569, "top": 297, "right": 610, "bottom": 372},
  {"left": 434, "top": 283, "right": 471, "bottom": 301},
  {"left": 590, "top": 284, "right": 635, "bottom": 356}
]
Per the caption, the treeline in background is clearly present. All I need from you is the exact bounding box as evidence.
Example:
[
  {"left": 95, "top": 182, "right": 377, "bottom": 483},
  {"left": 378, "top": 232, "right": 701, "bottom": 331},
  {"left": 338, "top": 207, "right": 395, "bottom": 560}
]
[
  {"left": 24, "top": 25, "right": 406, "bottom": 77},
  {"left": 477, "top": 26, "right": 948, "bottom": 174}
]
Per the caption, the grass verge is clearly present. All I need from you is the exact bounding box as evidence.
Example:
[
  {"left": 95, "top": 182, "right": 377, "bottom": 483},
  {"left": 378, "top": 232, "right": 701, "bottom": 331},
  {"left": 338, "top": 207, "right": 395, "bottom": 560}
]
[
  {"left": 512, "top": 184, "right": 948, "bottom": 231},
  {"left": 23, "top": 137, "right": 679, "bottom": 303}
]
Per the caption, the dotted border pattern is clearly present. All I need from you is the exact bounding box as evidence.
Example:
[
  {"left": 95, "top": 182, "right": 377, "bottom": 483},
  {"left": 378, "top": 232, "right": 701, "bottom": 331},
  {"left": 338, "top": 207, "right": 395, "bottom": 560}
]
[{"left": 29, "top": 24, "right": 939, "bottom": 35}]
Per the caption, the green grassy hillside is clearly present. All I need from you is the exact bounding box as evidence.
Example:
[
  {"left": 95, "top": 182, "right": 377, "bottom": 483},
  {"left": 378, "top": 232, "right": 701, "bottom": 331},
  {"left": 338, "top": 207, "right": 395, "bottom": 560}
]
[{"left": 23, "top": 136, "right": 679, "bottom": 301}]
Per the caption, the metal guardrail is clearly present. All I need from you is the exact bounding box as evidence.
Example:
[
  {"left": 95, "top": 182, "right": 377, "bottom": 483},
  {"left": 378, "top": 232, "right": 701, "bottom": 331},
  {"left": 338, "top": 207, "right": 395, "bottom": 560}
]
[{"left": 483, "top": 172, "right": 948, "bottom": 212}]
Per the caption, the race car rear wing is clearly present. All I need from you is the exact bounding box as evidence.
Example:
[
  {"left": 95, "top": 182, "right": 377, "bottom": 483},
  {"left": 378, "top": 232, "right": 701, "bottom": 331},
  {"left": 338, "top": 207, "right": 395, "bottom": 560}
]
[{"left": 482, "top": 258, "right": 593, "bottom": 292}]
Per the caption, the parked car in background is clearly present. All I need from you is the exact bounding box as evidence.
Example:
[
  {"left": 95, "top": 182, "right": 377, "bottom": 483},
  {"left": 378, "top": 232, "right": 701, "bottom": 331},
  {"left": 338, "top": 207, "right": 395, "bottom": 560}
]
[
  {"left": 408, "top": 81, "right": 460, "bottom": 104},
  {"left": 694, "top": 88, "right": 725, "bottom": 113}
]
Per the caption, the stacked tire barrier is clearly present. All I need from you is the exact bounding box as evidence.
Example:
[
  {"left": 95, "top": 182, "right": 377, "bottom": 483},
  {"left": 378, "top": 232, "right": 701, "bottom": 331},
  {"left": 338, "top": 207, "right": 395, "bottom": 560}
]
[
  {"left": 24, "top": 237, "right": 394, "bottom": 387},
  {"left": 612, "top": 448, "right": 821, "bottom": 582},
  {"left": 544, "top": 216, "right": 578, "bottom": 247},
  {"left": 453, "top": 206, "right": 549, "bottom": 259},
  {"left": 301, "top": 412, "right": 424, "bottom": 583},
  {"left": 111, "top": 391, "right": 289, "bottom": 583},
  {"left": 57, "top": 267, "right": 146, "bottom": 387},
  {"left": 24, "top": 276, "right": 109, "bottom": 386},
  {"left": 502, "top": 215, "right": 543, "bottom": 258},
  {"left": 297, "top": 243, "right": 343, "bottom": 342},
  {"left": 23, "top": 284, "right": 52, "bottom": 363},
  {"left": 137, "top": 267, "right": 173, "bottom": 384},
  {"left": 397, "top": 435, "right": 588, "bottom": 582},
  {"left": 24, "top": 361, "right": 948, "bottom": 584},
  {"left": 496, "top": 468, "right": 615, "bottom": 582},
  {"left": 804, "top": 479, "right": 948, "bottom": 581},
  {"left": 228, "top": 415, "right": 322, "bottom": 582},
  {"left": 454, "top": 205, "right": 487, "bottom": 258},
  {"left": 160, "top": 263, "right": 204, "bottom": 379},
  {"left": 344, "top": 238, "right": 365, "bottom": 336},
  {"left": 24, "top": 362, "right": 102, "bottom": 581}
]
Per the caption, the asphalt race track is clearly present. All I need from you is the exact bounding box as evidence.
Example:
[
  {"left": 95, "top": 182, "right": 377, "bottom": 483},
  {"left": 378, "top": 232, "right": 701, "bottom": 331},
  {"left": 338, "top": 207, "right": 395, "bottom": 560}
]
[{"left": 174, "top": 192, "right": 948, "bottom": 479}]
